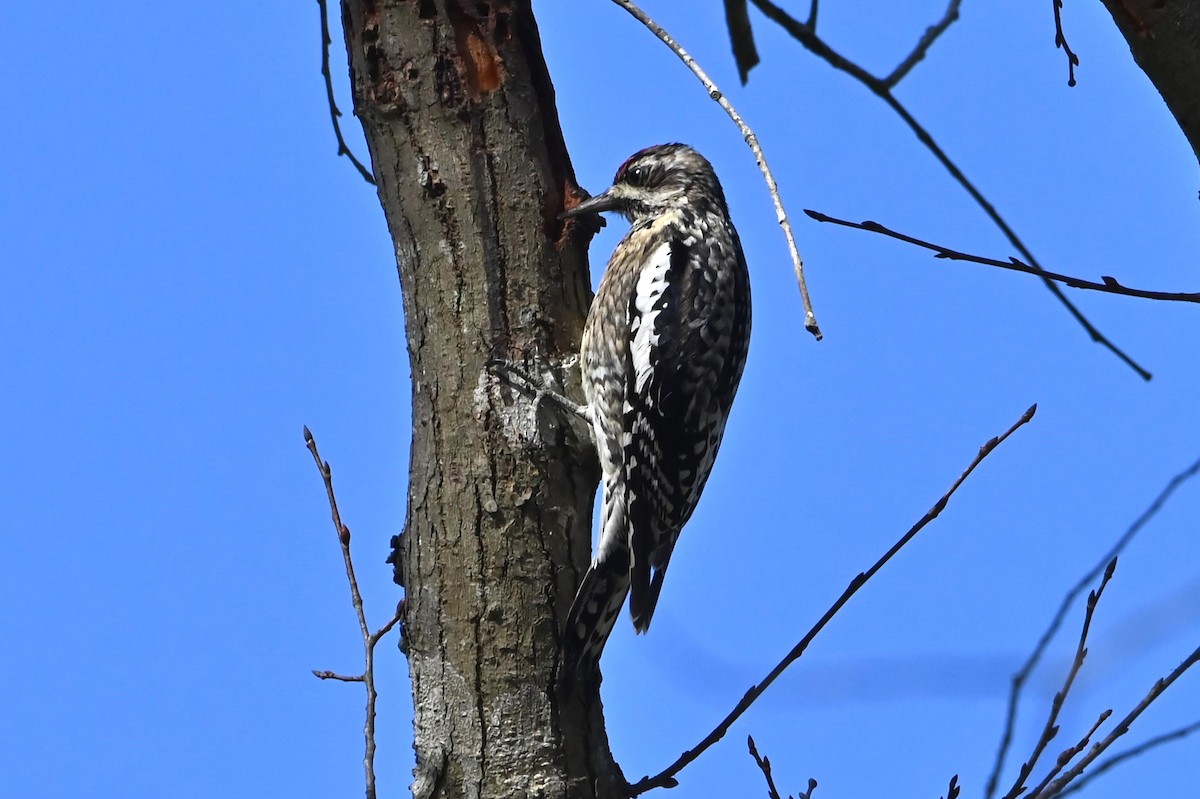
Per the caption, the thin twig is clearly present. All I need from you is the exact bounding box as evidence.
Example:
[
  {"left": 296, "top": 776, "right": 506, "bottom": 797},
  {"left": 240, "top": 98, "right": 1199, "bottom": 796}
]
[
  {"left": 305, "top": 426, "right": 402, "bottom": 799},
  {"left": 610, "top": 0, "right": 822, "bottom": 340},
  {"left": 317, "top": 0, "right": 376, "bottom": 185},
  {"left": 748, "top": 739, "right": 819, "bottom": 799},
  {"left": 1054, "top": 719, "right": 1200, "bottom": 798},
  {"left": 1002, "top": 560, "right": 1117, "bottom": 799},
  {"left": 1025, "top": 709, "right": 1111, "bottom": 799},
  {"left": 942, "top": 775, "right": 962, "bottom": 799},
  {"left": 628, "top": 405, "right": 1038, "bottom": 795},
  {"left": 984, "top": 454, "right": 1200, "bottom": 799},
  {"left": 305, "top": 426, "right": 369, "bottom": 641},
  {"left": 1051, "top": 0, "right": 1080, "bottom": 87},
  {"left": 805, "top": 211, "right": 1200, "bottom": 304},
  {"left": 747, "top": 736, "right": 785, "bottom": 799},
  {"left": 747, "top": 0, "right": 1150, "bottom": 380},
  {"left": 1036, "top": 641, "right": 1200, "bottom": 798},
  {"left": 314, "top": 670, "right": 367, "bottom": 683},
  {"left": 883, "top": 0, "right": 962, "bottom": 88}
]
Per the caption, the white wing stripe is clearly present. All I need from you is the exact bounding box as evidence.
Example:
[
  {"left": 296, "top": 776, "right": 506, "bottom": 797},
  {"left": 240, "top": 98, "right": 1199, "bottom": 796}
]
[{"left": 631, "top": 242, "right": 673, "bottom": 394}]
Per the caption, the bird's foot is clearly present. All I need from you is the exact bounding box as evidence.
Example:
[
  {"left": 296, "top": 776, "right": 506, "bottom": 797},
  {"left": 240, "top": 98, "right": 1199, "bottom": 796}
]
[{"left": 486, "top": 358, "right": 589, "bottom": 423}]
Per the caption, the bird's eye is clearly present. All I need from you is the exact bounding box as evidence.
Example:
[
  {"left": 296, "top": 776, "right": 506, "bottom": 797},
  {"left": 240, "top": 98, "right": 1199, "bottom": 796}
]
[{"left": 626, "top": 165, "right": 649, "bottom": 187}]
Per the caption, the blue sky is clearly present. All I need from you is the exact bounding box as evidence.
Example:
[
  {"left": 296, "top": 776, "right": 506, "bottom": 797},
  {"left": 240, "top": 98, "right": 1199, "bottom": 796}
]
[{"left": 2, "top": 2, "right": 1198, "bottom": 797}]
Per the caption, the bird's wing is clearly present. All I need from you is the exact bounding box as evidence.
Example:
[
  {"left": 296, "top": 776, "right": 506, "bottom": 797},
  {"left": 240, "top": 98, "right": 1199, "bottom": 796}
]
[{"left": 623, "top": 232, "right": 736, "bottom": 631}]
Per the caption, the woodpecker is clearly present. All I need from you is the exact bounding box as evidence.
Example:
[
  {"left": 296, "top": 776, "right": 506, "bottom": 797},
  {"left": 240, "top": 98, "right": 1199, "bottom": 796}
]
[{"left": 559, "top": 143, "right": 752, "bottom": 678}]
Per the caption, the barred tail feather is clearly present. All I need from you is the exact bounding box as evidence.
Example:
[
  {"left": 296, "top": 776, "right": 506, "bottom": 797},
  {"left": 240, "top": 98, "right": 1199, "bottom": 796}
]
[{"left": 562, "top": 549, "right": 631, "bottom": 681}]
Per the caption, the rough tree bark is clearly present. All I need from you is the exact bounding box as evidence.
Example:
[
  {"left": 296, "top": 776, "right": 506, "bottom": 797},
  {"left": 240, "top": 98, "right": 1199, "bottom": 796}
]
[
  {"left": 338, "top": 2, "right": 624, "bottom": 797},
  {"left": 1099, "top": 0, "right": 1200, "bottom": 167}
]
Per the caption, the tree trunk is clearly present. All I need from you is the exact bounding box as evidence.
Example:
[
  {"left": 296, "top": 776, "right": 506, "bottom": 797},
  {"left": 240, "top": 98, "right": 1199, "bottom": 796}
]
[
  {"left": 1100, "top": 0, "right": 1200, "bottom": 168},
  {"left": 338, "top": 1, "right": 624, "bottom": 797}
]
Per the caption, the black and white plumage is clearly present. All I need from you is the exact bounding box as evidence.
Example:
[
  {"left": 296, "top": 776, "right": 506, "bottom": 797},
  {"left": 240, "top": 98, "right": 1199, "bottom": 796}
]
[{"left": 559, "top": 143, "right": 752, "bottom": 677}]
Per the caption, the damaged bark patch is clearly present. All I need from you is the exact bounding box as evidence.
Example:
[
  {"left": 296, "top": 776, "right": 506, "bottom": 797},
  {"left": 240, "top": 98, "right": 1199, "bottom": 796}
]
[
  {"left": 361, "top": 10, "right": 402, "bottom": 111},
  {"left": 448, "top": 1, "right": 504, "bottom": 97}
]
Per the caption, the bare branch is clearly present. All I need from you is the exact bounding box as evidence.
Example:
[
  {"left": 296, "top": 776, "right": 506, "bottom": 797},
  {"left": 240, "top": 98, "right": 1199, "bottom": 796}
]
[
  {"left": 942, "top": 775, "right": 962, "bottom": 799},
  {"left": 610, "top": 0, "right": 822, "bottom": 340},
  {"left": 1052, "top": 0, "right": 1080, "bottom": 87},
  {"left": 305, "top": 426, "right": 402, "bottom": 799},
  {"left": 883, "top": 0, "right": 962, "bottom": 88},
  {"left": 628, "top": 405, "right": 1037, "bottom": 795},
  {"left": 1002, "top": 560, "right": 1117, "bottom": 799},
  {"left": 747, "top": 0, "right": 1150, "bottom": 380},
  {"left": 1034, "top": 642, "right": 1200, "bottom": 798},
  {"left": 804, "top": 211, "right": 1200, "bottom": 304},
  {"left": 1054, "top": 719, "right": 1200, "bottom": 798},
  {"left": 317, "top": 0, "right": 376, "bottom": 185},
  {"left": 985, "top": 454, "right": 1200, "bottom": 799}
]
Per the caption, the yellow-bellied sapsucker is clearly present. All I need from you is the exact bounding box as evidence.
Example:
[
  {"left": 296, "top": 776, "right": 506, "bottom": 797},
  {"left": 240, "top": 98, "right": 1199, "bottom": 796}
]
[{"left": 560, "top": 143, "right": 752, "bottom": 677}]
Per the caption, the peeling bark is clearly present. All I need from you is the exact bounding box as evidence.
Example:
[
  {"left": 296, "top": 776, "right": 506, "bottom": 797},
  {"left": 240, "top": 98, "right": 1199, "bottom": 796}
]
[
  {"left": 1099, "top": 0, "right": 1200, "bottom": 169},
  {"left": 338, "top": 2, "right": 624, "bottom": 797}
]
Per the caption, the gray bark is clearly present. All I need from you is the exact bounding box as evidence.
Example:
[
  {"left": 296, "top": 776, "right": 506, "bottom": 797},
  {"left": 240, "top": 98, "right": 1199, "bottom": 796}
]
[
  {"left": 337, "top": 1, "right": 624, "bottom": 797},
  {"left": 1100, "top": 0, "right": 1200, "bottom": 168}
]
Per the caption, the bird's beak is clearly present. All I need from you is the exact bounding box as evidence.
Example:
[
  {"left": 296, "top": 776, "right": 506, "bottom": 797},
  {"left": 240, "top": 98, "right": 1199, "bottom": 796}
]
[{"left": 559, "top": 187, "right": 620, "bottom": 219}]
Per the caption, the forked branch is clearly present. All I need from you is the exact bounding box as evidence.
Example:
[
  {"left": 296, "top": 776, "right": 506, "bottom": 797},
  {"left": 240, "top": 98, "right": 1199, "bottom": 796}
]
[
  {"left": 1000, "top": 560, "right": 1117, "bottom": 799},
  {"left": 1052, "top": 0, "right": 1080, "bottom": 87},
  {"left": 1055, "top": 719, "right": 1200, "bottom": 798},
  {"left": 747, "top": 736, "right": 817, "bottom": 799},
  {"left": 985, "top": 454, "right": 1200, "bottom": 798},
  {"left": 1032, "top": 642, "right": 1200, "bottom": 798},
  {"left": 305, "top": 426, "right": 403, "bottom": 799},
  {"left": 316, "top": 0, "right": 376, "bottom": 185},
  {"left": 744, "top": 0, "right": 1150, "bottom": 379}
]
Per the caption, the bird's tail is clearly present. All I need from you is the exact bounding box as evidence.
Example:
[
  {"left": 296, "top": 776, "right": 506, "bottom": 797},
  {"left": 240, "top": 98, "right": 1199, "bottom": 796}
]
[
  {"left": 629, "top": 554, "right": 672, "bottom": 633},
  {"left": 561, "top": 548, "right": 631, "bottom": 681}
]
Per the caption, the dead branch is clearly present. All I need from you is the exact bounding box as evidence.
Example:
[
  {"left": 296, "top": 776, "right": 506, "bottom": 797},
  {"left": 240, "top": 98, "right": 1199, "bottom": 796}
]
[
  {"left": 610, "top": 0, "right": 822, "bottom": 340},
  {"left": 628, "top": 404, "right": 1037, "bottom": 795}
]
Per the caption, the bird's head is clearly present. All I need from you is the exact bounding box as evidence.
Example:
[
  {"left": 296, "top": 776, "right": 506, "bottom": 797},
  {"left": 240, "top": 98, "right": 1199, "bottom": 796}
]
[{"left": 561, "top": 143, "right": 728, "bottom": 224}]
